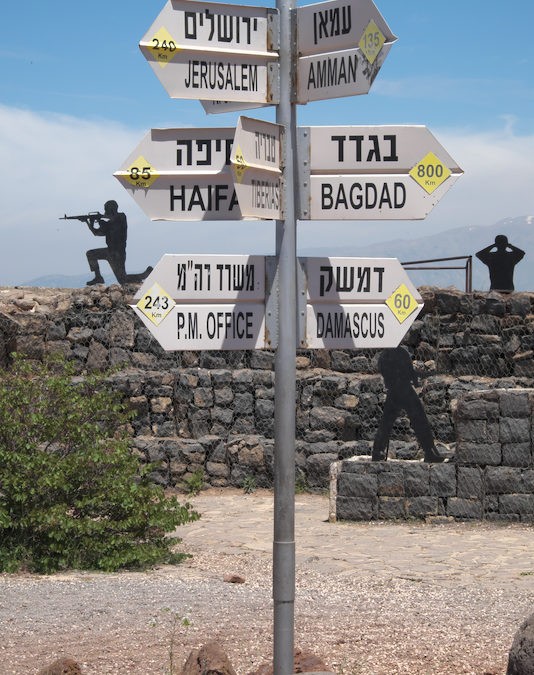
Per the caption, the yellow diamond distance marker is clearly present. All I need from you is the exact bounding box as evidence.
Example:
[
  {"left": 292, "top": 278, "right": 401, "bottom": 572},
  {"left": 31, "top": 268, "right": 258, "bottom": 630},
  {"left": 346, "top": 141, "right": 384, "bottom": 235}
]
[
  {"left": 148, "top": 26, "right": 180, "bottom": 68},
  {"left": 385, "top": 284, "right": 420, "bottom": 324},
  {"left": 359, "top": 20, "right": 386, "bottom": 65},
  {"left": 232, "top": 145, "right": 248, "bottom": 184},
  {"left": 122, "top": 156, "right": 159, "bottom": 189},
  {"left": 136, "top": 283, "right": 175, "bottom": 326},
  {"left": 409, "top": 152, "right": 452, "bottom": 194}
]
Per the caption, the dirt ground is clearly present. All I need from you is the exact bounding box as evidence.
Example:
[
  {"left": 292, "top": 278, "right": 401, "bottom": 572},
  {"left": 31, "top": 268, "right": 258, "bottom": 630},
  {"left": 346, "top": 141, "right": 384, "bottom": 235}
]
[{"left": 1, "top": 489, "right": 533, "bottom": 674}]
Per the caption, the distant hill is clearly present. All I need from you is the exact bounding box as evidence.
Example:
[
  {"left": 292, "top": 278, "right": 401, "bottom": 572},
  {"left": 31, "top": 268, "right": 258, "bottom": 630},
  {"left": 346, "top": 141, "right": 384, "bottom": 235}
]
[
  {"left": 20, "top": 216, "right": 534, "bottom": 292},
  {"left": 18, "top": 273, "right": 114, "bottom": 289},
  {"left": 300, "top": 215, "right": 534, "bottom": 292}
]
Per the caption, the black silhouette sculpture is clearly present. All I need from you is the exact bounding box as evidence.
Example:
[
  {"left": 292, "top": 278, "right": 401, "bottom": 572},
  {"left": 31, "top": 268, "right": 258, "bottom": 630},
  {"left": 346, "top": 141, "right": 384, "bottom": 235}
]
[
  {"left": 62, "top": 201, "right": 152, "bottom": 286},
  {"left": 372, "top": 346, "right": 445, "bottom": 463},
  {"left": 476, "top": 234, "right": 525, "bottom": 292}
]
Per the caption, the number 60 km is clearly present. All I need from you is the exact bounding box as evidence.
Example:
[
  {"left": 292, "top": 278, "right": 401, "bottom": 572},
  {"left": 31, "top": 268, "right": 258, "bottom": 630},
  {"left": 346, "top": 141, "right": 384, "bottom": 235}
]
[{"left": 394, "top": 292, "right": 411, "bottom": 313}]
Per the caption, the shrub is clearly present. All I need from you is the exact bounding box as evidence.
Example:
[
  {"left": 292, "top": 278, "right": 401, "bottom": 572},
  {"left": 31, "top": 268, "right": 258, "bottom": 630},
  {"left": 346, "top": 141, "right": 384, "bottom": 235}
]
[
  {"left": 241, "top": 475, "right": 257, "bottom": 494},
  {"left": 182, "top": 468, "right": 205, "bottom": 496},
  {"left": 0, "top": 355, "right": 199, "bottom": 573}
]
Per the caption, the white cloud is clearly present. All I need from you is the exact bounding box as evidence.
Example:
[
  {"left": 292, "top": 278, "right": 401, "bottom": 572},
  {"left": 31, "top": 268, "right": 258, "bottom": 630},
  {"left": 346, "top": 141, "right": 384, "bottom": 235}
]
[
  {"left": 298, "top": 123, "right": 534, "bottom": 251},
  {"left": 0, "top": 104, "right": 275, "bottom": 284},
  {"left": 1, "top": 105, "right": 533, "bottom": 284},
  {"left": 431, "top": 126, "right": 534, "bottom": 227},
  {"left": 0, "top": 105, "right": 146, "bottom": 283}
]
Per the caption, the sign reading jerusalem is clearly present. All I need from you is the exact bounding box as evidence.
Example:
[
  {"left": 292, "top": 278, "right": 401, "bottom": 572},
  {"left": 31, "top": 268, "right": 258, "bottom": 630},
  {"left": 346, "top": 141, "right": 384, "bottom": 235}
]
[
  {"left": 297, "top": 125, "right": 463, "bottom": 219},
  {"left": 140, "top": 0, "right": 280, "bottom": 103}
]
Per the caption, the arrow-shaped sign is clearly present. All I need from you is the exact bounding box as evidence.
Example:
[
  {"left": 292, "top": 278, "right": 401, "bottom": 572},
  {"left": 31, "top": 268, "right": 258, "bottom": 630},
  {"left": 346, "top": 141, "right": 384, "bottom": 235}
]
[
  {"left": 131, "top": 254, "right": 268, "bottom": 351},
  {"left": 297, "top": 0, "right": 396, "bottom": 57},
  {"left": 301, "top": 256, "right": 423, "bottom": 349},
  {"left": 230, "top": 116, "right": 283, "bottom": 219},
  {"left": 298, "top": 125, "right": 463, "bottom": 219},
  {"left": 140, "top": 0, "right": 280, "bottom": 104},
  {"left": 115, "top": 120, "right": 286, "bottom": 222},
  {"left": 295, "top": 0, "right": 396, "bottom": 104},
  {"left": 114, "top": 127, "right": 245, "bottom": 221}
]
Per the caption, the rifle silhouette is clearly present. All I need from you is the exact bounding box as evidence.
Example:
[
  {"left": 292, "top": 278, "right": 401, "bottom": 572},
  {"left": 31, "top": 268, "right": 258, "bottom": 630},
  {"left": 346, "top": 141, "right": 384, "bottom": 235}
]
[{"left": 60, "top": 212, "right": 103, "bottom": 225}]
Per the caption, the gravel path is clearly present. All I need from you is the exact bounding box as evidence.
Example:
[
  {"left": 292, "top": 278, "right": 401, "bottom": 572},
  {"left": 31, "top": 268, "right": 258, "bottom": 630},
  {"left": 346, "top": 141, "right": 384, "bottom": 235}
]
[{"left": 1, "top": 490, "right": 534, "bottom": 674}]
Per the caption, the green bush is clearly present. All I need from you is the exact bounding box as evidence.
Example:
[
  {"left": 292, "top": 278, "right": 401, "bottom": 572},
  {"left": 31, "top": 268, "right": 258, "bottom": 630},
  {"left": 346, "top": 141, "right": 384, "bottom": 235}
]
[
  {"left": 182, "top": 468, "right": 205, "bottom": 496},
  {"left": 0, "top": 355, "right": 199, "bottom": 573}
]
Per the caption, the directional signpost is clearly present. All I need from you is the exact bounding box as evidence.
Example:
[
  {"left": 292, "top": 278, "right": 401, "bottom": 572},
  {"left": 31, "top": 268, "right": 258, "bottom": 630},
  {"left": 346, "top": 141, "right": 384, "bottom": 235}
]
[
  {"left": 118, "top": 0, "right": 464, "bottom": 671},
  {"left": 114, "top": 127, "right": 243, "bottom": 221},
  {"left": 139, "top": 0, "right": 280, "bottom": 104},
  {"left": 302, "top": 256, "right": 423, "bottom": 348},
  {"left": 130, "top": 252, "right": 421, "bottom": 351},
  {"left": 295, "top": 0, "right": 396, "bottom": 103},
  {"left": 298, "top": 125, "right": 463, "bottom": 219},
  {"left": 131, "top": 254, "right": 267, "bottom": 350}
]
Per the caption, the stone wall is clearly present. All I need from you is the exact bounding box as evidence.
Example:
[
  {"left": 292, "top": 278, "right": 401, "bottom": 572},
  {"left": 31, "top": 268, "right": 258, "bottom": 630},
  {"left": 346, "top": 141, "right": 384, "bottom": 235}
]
[
  {"left": 332, "top": 389, "right": 534, "bottom": 522},
  {"left": 1, "top": 284, "right": 534, "bottom": 493}
]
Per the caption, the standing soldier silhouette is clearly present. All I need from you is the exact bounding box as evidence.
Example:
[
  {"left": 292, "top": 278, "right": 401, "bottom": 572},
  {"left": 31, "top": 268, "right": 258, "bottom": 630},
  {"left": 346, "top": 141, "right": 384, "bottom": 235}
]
[
  {"left": 86, "top": 200, "right": 152, "bottom": 286},
  {"left": 476, "top": 234, "right": 525, "bottom": 292},
  {"left": 372, "top": 346, "right": 445, "bottom": 463}
]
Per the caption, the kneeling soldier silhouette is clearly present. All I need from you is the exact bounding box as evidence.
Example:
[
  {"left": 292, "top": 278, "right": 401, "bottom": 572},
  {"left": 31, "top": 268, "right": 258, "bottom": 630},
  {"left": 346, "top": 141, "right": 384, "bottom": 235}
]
[
  {"left": 85, "top": 200, "right": 152, "bottom": 286},
  {"left": 61, "top": 201, "right": 152, "bottom": 286}
]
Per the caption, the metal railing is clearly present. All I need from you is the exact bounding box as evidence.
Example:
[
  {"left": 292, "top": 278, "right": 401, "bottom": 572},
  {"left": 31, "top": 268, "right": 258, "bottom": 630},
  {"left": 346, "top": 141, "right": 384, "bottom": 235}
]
[{"left": 401, "top": 255, "right": 473, "bottom": 292}]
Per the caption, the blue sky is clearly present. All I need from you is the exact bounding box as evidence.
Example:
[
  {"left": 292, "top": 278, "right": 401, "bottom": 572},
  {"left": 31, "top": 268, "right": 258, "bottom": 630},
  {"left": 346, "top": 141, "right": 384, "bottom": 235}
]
[{"left": 1, "top": 0, "right": 534, "bottom": 284}]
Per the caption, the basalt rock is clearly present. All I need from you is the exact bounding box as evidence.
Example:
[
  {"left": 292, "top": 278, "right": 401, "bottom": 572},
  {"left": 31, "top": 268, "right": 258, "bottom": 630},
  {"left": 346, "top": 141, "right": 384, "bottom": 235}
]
[
  {"left": 37, "top": 657, "right": 83, "bottom": 675},
  {"left": 181, "top": 641, "right": 237, "bottom": 675},
  {"left": 250, "top": 647, "right": 333, "bottom": 674},
  {"left": 507, "top": 612, "right": 534, "bottom": 674}
]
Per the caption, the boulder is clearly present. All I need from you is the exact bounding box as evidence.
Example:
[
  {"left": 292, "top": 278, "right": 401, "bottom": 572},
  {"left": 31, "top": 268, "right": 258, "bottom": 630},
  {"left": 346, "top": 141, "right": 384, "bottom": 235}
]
[
  {"left": 223, "top": 573, "right": 246, "bottom": 584},
  {"left": 37, "top": 657, "right": 83, "bottom": 675},
  {"left": 181, "top": 641, "right": 237, "bottom": 675},
  {"left": 508, "top": 612, "right": 534, "bottom": 674},
  {"left": 250, "top": 647, "right": 333, "bottom": 674}
]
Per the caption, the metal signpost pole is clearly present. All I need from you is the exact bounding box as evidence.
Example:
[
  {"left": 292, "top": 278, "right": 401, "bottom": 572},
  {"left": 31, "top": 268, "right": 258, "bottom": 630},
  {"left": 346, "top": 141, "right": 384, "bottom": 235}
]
[{"left": 274, "top": 0, "right": 297, "bottom": 671}]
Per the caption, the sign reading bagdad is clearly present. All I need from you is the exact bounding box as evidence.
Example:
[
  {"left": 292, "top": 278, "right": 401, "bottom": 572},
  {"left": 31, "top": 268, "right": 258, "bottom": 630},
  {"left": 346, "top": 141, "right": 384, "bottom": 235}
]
[
  {"left": 298, "top": 125, "right": 463, "bottom": 219},
  {"left": 140, "top": 0, "right": 280, "bottom": 103}
]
